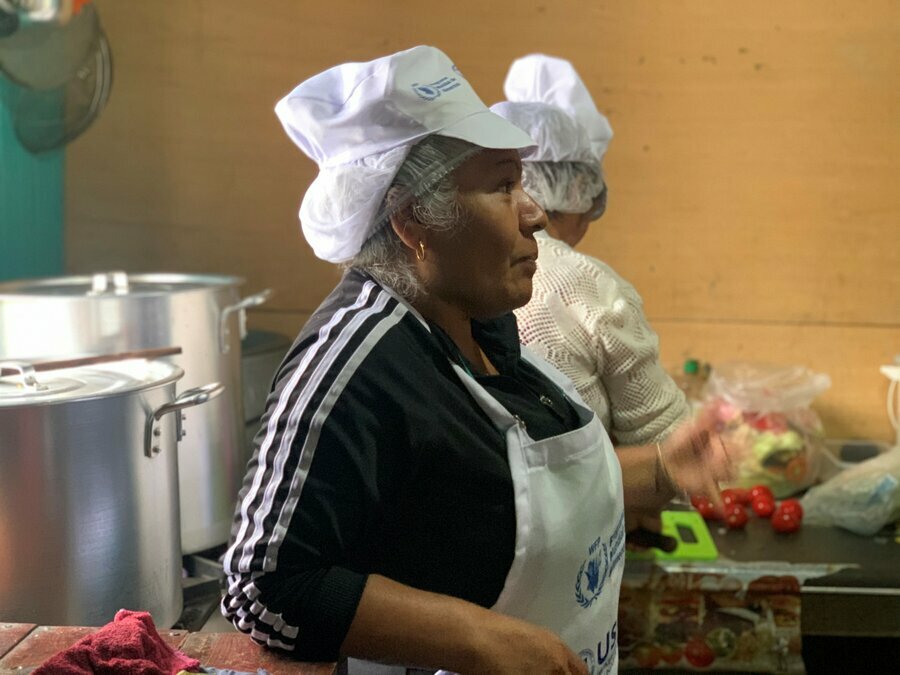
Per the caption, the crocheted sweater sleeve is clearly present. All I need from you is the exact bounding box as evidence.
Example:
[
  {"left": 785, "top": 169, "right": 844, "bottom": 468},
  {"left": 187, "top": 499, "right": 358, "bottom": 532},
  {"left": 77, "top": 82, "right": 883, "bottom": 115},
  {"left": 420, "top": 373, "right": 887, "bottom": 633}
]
[{"left": 515, "top": 234, "right": 689, "bottom": 445}]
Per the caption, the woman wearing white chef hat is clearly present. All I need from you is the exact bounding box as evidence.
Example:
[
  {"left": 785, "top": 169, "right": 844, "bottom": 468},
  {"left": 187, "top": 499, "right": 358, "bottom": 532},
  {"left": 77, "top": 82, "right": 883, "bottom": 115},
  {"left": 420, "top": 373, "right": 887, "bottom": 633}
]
[
  {"left": 222, "top": 46, "right": 734, "bottom": 674},
  {"left": 492, "top": 54, "right": 690, "bottom": 454}
]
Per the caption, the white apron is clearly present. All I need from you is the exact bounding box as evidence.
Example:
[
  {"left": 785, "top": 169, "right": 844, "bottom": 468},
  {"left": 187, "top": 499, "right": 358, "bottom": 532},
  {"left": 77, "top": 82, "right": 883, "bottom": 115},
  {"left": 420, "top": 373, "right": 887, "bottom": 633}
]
[{"left": 447, "top": 349, "right": 626, "bottom": 674}]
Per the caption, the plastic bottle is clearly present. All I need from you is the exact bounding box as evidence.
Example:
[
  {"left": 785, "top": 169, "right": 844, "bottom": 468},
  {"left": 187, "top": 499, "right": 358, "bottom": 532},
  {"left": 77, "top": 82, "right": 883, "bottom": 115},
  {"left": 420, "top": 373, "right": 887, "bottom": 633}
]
[{"left": 675, "top": 358, "right": 707, "bottom": 410}]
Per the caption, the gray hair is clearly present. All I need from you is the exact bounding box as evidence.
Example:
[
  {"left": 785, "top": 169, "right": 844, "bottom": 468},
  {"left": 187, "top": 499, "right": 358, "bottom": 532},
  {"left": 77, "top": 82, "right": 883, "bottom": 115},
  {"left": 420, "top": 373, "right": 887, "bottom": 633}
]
[{"left": 346, "top": 135, "right": 480, "bottom": 299}]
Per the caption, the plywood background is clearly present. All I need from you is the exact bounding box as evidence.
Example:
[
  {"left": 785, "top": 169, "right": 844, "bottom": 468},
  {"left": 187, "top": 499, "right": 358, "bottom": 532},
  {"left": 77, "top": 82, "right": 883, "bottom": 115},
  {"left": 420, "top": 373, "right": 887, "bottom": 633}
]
[{"left": 65, "top": 0, "right": 900, "bottom": 441}]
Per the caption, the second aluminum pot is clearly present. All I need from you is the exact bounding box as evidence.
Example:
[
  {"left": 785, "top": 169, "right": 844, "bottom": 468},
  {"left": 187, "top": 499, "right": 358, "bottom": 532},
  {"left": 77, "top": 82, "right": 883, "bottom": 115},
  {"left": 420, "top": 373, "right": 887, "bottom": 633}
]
[
  {"left": 0, "top": 272, "right": 270, "bottom": 553},
  {"left": 0, "top": 359, "right": 222, "bottom": 627}
]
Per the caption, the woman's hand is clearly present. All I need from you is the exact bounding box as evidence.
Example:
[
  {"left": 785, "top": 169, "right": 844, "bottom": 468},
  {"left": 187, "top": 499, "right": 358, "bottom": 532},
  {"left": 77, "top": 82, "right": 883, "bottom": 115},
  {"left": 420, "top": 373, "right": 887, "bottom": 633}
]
[
  {"left": 465, "top": 612, "right": 588, "bottom": 675},
  {"left": 617, "top": 406, "right": 744, "bottom": 516},
  {"left": 658, "top": 405, "right": 741, "bottom": 510}
]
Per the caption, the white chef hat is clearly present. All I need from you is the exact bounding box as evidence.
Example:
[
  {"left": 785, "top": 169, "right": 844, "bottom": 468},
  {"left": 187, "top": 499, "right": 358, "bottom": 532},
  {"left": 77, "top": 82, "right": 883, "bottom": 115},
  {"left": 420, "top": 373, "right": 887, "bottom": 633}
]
[
  {"left": 498, "top": 53, "right": 613, "bottom": 165},
  {"left": 275, "top": 45, "right": 536, "bottom": 263}
]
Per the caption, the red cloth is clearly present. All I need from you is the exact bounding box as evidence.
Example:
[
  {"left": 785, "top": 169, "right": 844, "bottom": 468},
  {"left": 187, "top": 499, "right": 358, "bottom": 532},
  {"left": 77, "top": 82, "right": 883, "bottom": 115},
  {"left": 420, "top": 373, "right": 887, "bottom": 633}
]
[{"left": 33, "top": 609, "right": 201, "bottom": 675}]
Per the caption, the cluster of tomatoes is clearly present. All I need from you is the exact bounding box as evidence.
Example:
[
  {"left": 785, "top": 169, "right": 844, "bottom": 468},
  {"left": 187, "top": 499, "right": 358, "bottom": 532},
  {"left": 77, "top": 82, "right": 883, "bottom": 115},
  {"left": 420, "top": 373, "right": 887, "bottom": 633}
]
[
  {"left": 691, "top": 485, "right": 804, "bottom": 533},
  {"left": 632, "top": 636, "right": 717, "bottom": 669}
]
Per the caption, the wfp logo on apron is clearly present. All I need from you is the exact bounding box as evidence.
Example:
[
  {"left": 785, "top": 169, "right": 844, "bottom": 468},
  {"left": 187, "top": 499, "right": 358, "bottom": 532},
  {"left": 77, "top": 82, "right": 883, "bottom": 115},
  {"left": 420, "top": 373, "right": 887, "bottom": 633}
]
[
  {"left": 575, "top": 537, "right": 609, "bottom": 608},
  {"left": 574, "top": 514, "right": 626, "bottom": 608}
]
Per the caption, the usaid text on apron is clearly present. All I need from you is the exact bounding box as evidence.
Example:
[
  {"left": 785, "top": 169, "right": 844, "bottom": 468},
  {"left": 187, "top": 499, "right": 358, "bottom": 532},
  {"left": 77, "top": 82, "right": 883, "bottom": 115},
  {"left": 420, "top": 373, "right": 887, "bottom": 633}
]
[{"left": 451, "top": 351, "right": 626, "bottom": 675}]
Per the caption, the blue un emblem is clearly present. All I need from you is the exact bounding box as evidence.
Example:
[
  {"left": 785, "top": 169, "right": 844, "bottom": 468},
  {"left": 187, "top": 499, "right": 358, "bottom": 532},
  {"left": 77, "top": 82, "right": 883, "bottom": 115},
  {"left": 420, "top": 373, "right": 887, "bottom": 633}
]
[{"left": 575, "top": 539, "right": 609, "bottom": 608}]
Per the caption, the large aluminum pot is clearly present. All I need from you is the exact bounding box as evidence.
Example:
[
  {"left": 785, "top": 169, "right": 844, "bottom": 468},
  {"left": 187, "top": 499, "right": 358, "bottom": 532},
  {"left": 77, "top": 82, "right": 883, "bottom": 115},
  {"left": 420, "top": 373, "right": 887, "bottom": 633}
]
[
  {"left": 0, "top": 359, "right": 222, "bottom": 627},
  {"left": 0, "top": 272, "right": 270, "bottom": 553}
]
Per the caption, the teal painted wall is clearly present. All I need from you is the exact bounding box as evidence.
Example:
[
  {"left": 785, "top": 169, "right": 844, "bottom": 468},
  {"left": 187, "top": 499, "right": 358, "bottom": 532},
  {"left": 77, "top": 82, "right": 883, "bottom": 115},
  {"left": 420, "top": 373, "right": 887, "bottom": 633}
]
[{"left": 0, "top": 77, "right": 64, "bottom": 282}]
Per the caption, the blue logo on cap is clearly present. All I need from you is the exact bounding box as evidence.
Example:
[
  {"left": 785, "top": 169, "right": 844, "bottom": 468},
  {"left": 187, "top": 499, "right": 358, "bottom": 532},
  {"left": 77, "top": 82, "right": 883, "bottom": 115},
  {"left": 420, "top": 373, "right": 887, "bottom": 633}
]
[{"left": 411, "top": 76, "right": 461, "bottom": 101}]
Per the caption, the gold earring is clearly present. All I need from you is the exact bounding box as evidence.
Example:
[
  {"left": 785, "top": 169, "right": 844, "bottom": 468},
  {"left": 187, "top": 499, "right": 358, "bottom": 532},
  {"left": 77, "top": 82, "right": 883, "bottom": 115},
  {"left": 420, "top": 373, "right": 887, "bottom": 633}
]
[{"left": 416, "top": 241, "right": 426, "bottom": 262}]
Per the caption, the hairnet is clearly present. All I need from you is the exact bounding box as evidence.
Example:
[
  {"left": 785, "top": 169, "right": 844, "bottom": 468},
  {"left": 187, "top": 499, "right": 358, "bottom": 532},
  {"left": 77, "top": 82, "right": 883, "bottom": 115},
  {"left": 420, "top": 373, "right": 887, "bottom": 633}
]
[
  {"left": 299, "top": 146, "right": 411, "bottom": 264},
  {"left": 522, "top": 161, "right": 605, "bottom": 214},
  {"left": 490, "top": 101, "right": 594, "bottom": 164}
]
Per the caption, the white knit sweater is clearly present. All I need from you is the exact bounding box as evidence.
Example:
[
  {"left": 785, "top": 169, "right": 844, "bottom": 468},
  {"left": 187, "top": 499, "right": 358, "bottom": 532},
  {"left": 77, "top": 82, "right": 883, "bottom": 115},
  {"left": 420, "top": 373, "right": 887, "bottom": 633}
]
[{"left": 516, "top": 232, "right": 689, "bottom": 445}]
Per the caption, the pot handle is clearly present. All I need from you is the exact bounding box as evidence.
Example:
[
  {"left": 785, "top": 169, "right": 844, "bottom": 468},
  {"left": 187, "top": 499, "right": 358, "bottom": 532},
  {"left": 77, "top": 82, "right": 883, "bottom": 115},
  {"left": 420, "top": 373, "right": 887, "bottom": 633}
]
[
  {"left": 0, "top": 361, "right": 47, "bottom": 391},
  {"left": 87, "top": 271, "right": 130, "bottom": 296},
  {"left": 145, "top": 382, "right": 225, "bottom": 457},
  {"left": 219, "top": 288, "right": 272, "bottom": 354}
]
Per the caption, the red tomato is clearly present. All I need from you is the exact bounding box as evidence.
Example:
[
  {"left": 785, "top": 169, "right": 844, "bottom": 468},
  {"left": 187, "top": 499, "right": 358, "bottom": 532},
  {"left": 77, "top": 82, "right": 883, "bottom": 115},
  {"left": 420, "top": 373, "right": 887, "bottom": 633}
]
[
  {"left": 749, "top": 484, "right": 774, "bottom": 501},
  {"left": 693, "top": 497, "right": 719, "bottom": 520},
  {"left": 685, "top": 638, "right": 716, "bottom": 668},
  {"left": 747, "top": 412, "right": 789, "bottom": 432},
  {"left": 725, "top": 503, "right": 749, "bottom": 529},
  {"left": 771, "top": 509, "right": 801, "bottom": 534},
  {"left": 721, "top": 488, "right": 751, "bottom": 505},
  {"left": 633, "top": 643, "right": 661, "bottom": 669},
  {"left": 690, "top": 494, "right": 706, "bottom": 509},
  {"left": 658, "top": 642, "right": 682, "bottom": 665},
  {"left": 779, "top": 499, "right": 804, "bottom": 519},
  {"left": 751, "top": 496, "right": 776, "bottom": 518}
]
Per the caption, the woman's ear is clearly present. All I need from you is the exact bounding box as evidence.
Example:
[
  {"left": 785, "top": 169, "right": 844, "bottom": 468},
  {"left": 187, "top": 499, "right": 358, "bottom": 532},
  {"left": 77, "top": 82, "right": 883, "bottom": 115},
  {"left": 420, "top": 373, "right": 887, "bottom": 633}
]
[{"left": 390, "top": 204, "right": 425, "bottom": 254}]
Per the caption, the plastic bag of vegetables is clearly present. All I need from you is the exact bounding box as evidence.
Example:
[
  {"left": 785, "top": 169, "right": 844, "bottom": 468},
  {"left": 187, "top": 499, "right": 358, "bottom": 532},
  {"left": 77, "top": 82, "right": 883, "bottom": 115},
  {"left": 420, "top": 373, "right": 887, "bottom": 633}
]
[{"left": 705, "top": 362, "right": 831, "bottom": 498}]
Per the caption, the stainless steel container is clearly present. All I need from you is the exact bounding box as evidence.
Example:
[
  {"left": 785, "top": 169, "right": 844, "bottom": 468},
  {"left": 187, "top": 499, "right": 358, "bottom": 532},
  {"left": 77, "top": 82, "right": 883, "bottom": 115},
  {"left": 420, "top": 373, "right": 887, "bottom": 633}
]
[
  {"left": 0, "top": 359, "right": 222, "bottom": 627},
  {"left": 0, "top": 272, "right": 270, "bottom": 553}
]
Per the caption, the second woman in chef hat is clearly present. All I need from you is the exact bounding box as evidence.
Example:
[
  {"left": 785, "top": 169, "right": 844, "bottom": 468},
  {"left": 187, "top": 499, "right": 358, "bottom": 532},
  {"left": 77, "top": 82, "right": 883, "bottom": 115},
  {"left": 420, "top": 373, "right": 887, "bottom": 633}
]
[{"left": 492, "top": 54, "right": 690, "bottom": 450}]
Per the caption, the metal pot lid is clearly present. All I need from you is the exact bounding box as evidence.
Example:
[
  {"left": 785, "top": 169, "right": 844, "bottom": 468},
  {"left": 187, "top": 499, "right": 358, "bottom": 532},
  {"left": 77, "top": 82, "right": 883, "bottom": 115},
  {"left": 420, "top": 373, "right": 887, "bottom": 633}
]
[
  {"left": 0, "top": 359, "right": 184, "bottom": 407},
  {"left": 0, "top": 271, "right": 243, "bottom": 298}
]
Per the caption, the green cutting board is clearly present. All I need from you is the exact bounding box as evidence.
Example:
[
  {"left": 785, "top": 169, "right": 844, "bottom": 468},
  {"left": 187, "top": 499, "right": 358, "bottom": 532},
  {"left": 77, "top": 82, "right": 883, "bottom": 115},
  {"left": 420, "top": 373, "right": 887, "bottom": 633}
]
[{"left": 627, "top": 510, "right": 719, "bottom": 561}]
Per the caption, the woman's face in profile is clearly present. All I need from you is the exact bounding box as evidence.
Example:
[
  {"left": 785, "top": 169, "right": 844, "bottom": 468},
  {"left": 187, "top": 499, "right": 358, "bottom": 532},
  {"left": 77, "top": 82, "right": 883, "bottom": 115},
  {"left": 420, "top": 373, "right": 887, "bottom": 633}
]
[{"left": 423, "top": 148, "right": 546, "bottom": 319}]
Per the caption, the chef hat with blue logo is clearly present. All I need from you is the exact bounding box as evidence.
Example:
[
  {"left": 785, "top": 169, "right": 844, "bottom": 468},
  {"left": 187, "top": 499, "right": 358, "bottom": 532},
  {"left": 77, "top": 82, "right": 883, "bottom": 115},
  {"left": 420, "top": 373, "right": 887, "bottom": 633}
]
[
  {"left": 275, "top": 45, "right": 535, "bottom": 263},
  {"left": 491, "top": 54, "right": 613, "bottom": 214}
]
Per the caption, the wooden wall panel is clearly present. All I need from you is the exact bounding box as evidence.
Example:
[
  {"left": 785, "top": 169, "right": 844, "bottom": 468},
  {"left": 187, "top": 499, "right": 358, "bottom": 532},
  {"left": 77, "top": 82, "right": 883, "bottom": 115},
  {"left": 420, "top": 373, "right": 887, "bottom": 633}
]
[
  {"left": 66, "top": 1, "right": 899, "bottom": 440},
  {"left": 586, "top": 1, "right": 900, "bottom": 326}
]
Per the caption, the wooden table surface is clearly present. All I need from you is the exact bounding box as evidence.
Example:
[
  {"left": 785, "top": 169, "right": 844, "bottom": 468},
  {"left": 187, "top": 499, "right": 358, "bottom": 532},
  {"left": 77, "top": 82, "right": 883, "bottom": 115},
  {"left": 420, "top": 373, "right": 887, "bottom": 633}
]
[{"left": 0, "top": 623, "right": 336, "bottom": 674}]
